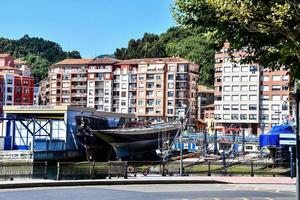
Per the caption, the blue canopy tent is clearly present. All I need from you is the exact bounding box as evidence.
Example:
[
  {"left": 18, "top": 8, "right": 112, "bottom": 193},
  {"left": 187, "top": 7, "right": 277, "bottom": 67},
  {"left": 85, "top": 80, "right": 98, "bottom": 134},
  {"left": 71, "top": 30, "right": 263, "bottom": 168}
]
[{"left": 259, "top": 125, "right": 294, "bottom": 148}]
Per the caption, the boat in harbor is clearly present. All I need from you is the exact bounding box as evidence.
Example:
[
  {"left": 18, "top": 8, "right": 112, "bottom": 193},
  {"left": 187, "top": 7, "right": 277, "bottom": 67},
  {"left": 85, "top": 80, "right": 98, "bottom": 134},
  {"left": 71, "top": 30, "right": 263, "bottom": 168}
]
[{"left": 75, "top": 115, "right": 181, "bottom": 161}]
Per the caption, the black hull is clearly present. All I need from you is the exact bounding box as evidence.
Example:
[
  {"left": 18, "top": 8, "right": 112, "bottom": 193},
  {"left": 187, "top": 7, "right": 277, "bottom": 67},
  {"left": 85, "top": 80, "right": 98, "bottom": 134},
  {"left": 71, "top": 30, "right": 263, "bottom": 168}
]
[
  {"left": 76, "top": 115, "right": 180, "bottom": 161},
  {"left": 94, "top": 124, "right": 180, "bottom": 159}
]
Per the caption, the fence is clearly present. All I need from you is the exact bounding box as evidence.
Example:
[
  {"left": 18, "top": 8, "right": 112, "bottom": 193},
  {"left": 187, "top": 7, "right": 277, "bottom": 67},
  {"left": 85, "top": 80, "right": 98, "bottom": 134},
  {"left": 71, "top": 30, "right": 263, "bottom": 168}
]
[{"left": 0, "top": 160, "right": 294, "bottom": 180}]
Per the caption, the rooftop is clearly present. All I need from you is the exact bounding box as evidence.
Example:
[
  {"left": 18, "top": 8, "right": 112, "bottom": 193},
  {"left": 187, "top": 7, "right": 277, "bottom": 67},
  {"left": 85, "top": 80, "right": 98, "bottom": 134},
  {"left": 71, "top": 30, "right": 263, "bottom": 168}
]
[
  {"left": 198, "top": 85, "right": 214, "bottom": 93},
  {"left": 14, "top": 59, "right": 27, "bottom": 65},
  {"left": 0, "top": 53, "right": 11, "bottom": 58},
  {"left": 89, "top": 57, "right": 121, "bottom": 65},
  {"left": 53, "top": 59, "right": 93, "bottom": 66},
  {"left": 119, "top": 57, "right": 194, "bottom": 65}
]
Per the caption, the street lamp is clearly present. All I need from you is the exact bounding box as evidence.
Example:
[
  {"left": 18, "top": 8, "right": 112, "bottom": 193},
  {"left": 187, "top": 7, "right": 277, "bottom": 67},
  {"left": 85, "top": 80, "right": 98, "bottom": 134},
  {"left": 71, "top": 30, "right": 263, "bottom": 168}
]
[{"left": 294, "top": 80, "right": 300, "bottom": 199}]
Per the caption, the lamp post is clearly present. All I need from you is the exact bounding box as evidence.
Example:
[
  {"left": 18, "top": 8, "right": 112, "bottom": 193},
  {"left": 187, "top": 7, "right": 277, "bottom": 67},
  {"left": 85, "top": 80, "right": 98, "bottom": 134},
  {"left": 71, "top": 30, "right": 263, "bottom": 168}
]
[{"left": 294, "top": 80, "right": 300, "bottom": 199}]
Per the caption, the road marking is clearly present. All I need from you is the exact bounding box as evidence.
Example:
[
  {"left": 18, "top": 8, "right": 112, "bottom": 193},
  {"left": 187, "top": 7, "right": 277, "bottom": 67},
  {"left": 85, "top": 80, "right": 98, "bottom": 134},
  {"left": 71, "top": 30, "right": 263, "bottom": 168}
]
[
  {"left": 275, "top": 189, "right": 280, "bottom": 193},
  {"left": 234, "top": 185, "right": 240, "bottom": 189},
  {"left": 265, "top": 198, "right": 274, "bottom": 200},
  {"left": 241, "top": 198, "right": 248, "bottom": 200},
  {"left": 214, "top": 198, "right": 221, "bottom": 200}
]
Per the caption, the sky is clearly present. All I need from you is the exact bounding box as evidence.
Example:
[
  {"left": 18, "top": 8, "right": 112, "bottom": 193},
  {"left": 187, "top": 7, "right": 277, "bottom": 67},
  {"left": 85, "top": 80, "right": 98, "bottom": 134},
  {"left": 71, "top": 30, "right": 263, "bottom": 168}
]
[{"left": 0, "top": 0, "right": 175, "bottom": 58}]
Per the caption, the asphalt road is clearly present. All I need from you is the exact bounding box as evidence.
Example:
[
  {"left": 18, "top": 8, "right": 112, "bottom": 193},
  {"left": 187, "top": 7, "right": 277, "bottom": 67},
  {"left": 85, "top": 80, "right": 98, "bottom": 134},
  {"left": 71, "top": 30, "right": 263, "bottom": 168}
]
[{"left": 0, "top": 184, "right": 295, "bottom": 200}]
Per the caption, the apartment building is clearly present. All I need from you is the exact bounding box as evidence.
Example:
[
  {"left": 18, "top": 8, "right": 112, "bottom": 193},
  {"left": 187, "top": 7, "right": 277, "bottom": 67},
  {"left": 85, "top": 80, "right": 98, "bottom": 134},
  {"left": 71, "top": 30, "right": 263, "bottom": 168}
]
[
  {"left": 87, "top": 57, "right": 119, "bottom": 112},
  {"left": 48, "top": 59, "right": 92, "bottom": 106},
  {"left": 41, "top": 57, "right": 199, "bottom": 123},
  {"left": 0, "top": 54, "right": 34, "bottom": 112},
  {"left": 214, "top": 43, "right": 290, "bottom": 135}
]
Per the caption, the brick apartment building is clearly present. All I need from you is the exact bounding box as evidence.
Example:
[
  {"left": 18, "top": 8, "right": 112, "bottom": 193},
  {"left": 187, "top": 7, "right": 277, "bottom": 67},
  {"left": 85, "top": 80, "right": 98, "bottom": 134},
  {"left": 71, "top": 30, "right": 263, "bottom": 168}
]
[
  {"left": 213, "top": 43, "right": 291, "bottom": 136},
  {"left": 39, "top": 57, "right": 199, "bottom": 123},
  {"left": 0, "top": 54, "right": 34, "bottom": 112}
]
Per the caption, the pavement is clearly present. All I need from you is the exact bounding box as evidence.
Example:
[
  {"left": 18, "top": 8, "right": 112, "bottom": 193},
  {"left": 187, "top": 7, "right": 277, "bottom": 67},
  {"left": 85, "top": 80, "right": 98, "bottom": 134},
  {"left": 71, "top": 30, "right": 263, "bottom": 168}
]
[{"left": 0, "top": 176, "right": 296, "bottom": 189}]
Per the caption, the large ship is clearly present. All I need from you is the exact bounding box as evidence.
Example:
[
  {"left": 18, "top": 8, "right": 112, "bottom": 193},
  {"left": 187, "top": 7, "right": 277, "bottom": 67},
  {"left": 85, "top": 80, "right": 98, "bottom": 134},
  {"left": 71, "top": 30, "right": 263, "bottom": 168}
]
[{"left": 76, "top": 115, "right": 181, "bottom": 161}]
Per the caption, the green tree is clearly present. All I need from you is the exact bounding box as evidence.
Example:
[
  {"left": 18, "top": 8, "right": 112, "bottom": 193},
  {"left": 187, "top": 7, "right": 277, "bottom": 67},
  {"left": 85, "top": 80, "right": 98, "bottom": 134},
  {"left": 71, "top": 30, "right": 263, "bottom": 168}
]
[
  {"left": 173, "top": 0, "right": 300, "bottom": 78},
  {"left": 23, "top": 54, "right": 51, "bottom": 83}
]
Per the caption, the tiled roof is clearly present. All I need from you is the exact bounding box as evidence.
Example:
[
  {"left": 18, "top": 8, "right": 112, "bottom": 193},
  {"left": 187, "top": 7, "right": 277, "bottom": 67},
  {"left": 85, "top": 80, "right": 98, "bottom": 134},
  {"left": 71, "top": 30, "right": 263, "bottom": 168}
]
[
  {"left": 89, "top": 57, "right": 121, "bottom": 65},
  {"left": 198, "top": 85, "right": 214, "bottom": 93},
  {"left": 0, "top": 53, "right": 10, "bottom": 58},
  {"left": 53, "top": 59, "right": 93, "bottom": 65},
  {"left": 0, "top": 66, "right": 20, "bottom": 71},
  {"left": 14, "top": 59, "right": 27, "bottom": 65},
  {"left": 118, "top": 57, "right": 194, "bottom": 65}
]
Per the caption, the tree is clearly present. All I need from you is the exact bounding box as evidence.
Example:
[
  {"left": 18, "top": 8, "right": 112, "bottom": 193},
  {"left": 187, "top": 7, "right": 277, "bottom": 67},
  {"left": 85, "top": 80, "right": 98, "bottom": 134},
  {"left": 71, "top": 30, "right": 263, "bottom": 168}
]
[
  {"left": 65, "top": 50, "right": 81, "bottom": 59},
  {"left": 24, "top": 54, "right": 51, "bottom": 83},
  {"left": 173, "top": 0, "right": 300, "bottom": 78}
]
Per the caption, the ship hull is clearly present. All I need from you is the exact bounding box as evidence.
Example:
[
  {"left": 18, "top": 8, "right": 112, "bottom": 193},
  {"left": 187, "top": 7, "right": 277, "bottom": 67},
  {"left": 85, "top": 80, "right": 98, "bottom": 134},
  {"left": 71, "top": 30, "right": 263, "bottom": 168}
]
[
  {"left": 93, "top": 124, "right": 180, "bottom": 160},
  {"left": 76, "top": 115, "right": 180, "bottom": 160}
]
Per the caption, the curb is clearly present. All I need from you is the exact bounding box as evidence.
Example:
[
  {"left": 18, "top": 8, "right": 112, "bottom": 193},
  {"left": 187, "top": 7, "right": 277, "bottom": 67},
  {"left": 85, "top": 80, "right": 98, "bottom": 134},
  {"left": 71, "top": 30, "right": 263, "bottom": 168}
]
[{"left": 0, "top": 179, "right": 227, "bottom": 189}]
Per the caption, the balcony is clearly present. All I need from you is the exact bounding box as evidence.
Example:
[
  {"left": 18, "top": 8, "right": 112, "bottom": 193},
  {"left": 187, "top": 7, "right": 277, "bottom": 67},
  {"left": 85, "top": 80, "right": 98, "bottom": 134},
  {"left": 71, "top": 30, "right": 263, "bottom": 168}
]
[
  {"left": 113, "top": 87, "right": 120, "bottom": 91},
  {"left": 71, "top": 101, "right": 86, "bottom": 105},
  {"left": 88, "top": 68, "right": 112, "bottom": 73},
  {"left": 95, "top": 93, "right": 104, "bottom": 97},
  {"left": 95, "top": 77, "right": 104, "bottom": 81},
  {"left": 71, "top": 85, "right": 86, "bottom": 89},
  {"left": 71, "top": 93, "right": 87, "bottom": 97},
  {"left": 71, "top": 77, "right": 87, "bottom": 82}
]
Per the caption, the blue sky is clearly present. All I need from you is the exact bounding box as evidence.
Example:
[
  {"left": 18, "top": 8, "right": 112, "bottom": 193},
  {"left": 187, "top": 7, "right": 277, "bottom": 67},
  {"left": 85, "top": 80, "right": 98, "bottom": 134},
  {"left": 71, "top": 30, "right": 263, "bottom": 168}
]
[{"left": 0, "top": 0, "right": 175, "bottom": 57}]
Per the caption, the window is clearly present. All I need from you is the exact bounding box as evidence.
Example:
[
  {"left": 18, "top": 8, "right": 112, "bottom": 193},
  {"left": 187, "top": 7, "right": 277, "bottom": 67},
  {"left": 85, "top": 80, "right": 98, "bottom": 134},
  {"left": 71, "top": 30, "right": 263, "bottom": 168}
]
[
  {"left": 249, "top": 95, "right": 257, "bottom": 101},
  {"left": 168, "top": 74, "right": 174, "bottom": 80},
  {"left": 232, "top": 76, "right": 239, "bottom": 82},
  {"left": 241, "top": 95, "right": 248, "bottom": 101},
  {"left": 241, "top": 76, "right": 248, "bottom": 82},
  {"left": 240, "top": 114, "right": 247, "bottom": 120},
  {"left": 232, "top": 95, "right": 239, "bottom": 101},
  {"left": 138, "top": 108, "right": 143, "bottom": 114},
  {"left": 249, "top": 114, "right": 257, "bottom": 120},
  {"left": 121, "top": 83, "right": 126, "bottom": 89},
  {"left": 121, "top": 101, "right": 126, "bottom": 106},
  {"left": 241, "top": 66, "right": 248, "bottom": 72},
  {"left": 156, "top": 83, "right": 162, "bottom": 89},
  {"left": 272, "top": 95, "right": 281, "bottom": 101},
  {"left": 271, "top": 105, "right": 280, "bottom": 111},
  {"left": 6, "top": 87, "right": 12, "bottom": 93},
  {"left": 272, "top": 75, "right": 281, "bottom": 81},
  {"left": 139, "top": 91, "right": 144, "bottom": 97},
  {"left": 261, "top": 104, "right": 269, "bottom": 110},
  {"left": 139, "top": 83, "right": 144, "bottom": 88},
  {"left": 241, "top": 85, "right": 248, "bottom": 91},
  {"left": 223, "top": 86, "right": 230, "bottom": 92},
  {"left": 167, "top": 109, "right": 173, "bottom": 114},
  {"left": 232, "top": 86, "right": 239, "bottom": 91},
  {"left": 223, "top": 105, "right": 230, "bottom": 110},
  {"left": 271, "top": 114, "right": 279, "bottom": 120},
  {"left": 249, "top": 104, "right": 257, "bottom": 110},
  {"left": 168, "top": 83, "right": 174, "bottom": 89},
  {"left": 138, "top": 100, "right": 143, "bottom": 105},
  {"left": 156, "top": 75, "right": 162, "bottom": 80},
  {"left": 139, "top": 75, "right": 145, "bottom": 80},
  {"left": 261, "top": 114, "right": 269, "bottom": 120},
  {"left": 232, "top": 66, "right": 239, "bottom": 72},
  {"left": 121, "top": 92, "right": 126, "bottom": 97},
  {"left": 223, "top": 114, "right": 230, "bottom": 120},
  {"left": 240, "top": 104, "right": 247, "bottom": 110},
  {"left": 168, "top": 65, "right": 175, "bottom": 72},
  {"left": 261, "top": 85, "right": 269, "bottom": 91},
  {"left": 282, "top": 103, "right": 288, "bottom": 111},
  {"left": 249, "top": 76, "right": 258, "bottom": 82},
  {"left": 224, "top": 67, "right": 231, "bottom": 73},
  {"left": 249, "top": 85, "right": 257, "bottom": 91},
  {"left": 282, "top": 75, "right": 289, "bottom": 81},
  {"left": 231, "top": 114, "right": 239, "bottom": 120},
  {"left": 282, "top": 95, "right": 288, "bottom": 101},
  {"left": 282, "top": 85, "right": 289, "bottom": 91},
  {"left": 168, "top": 91, "right": 174, "bottom": 97},
  {"left": 105, "top": 81, "right": 110, "bottom": 87},
  {"left": 261, "top": 95, "right": 269, "bottom": 100},
  {"left": 231, "top": 104, "right": 239, "bottom": 110},
  {"left": 7, "top": 95, "right": 12, "bottom": 101},
  {"left": 223, "top": 95, "right": 230, "bottom": 101},
  {"left": 168, "top": 100, "right": 173, "bottom": 106},
  {"left": 7, "top": 79, "right": 12, "bottom": 84},
  {"left": 224, "top": 76, "right": 230, "bottom": 82},
  {"left": 262, "top": 76, "right": 269, "bottom": 81},
  {"left": 272, "top": 85, "right": 281, "bottom": 91},
  {"left": 156, "top": 91, "right": 162, "bottom": 97}
]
